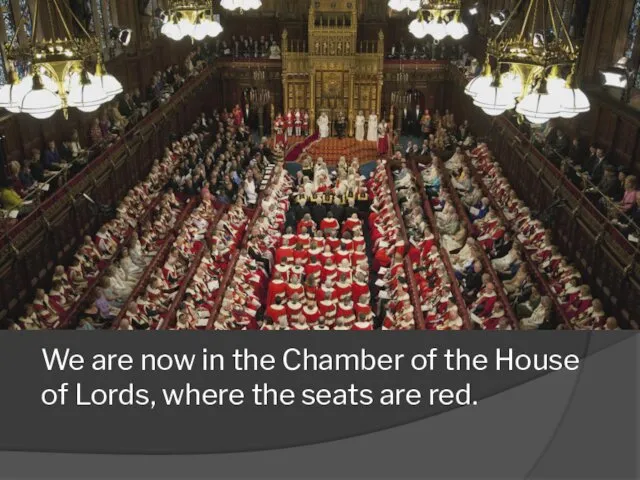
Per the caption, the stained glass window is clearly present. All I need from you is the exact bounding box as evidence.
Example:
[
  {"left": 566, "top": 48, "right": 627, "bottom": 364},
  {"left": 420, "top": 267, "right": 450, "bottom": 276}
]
[
  {"left": 0, "top": 56, "right": 6, "bottom": 85},
  {"left": 625, "top": 0, "right": 640, "bottom": 89},
  {"left": 1, "top": 0, "right": 17, "bottom": 43},
  {"left": 104, "top": 0, "right": 112, "bottom": 34},
  {"left": 18, "top": 0, "right": 32, "bottom": 38},
  {"left": 94, "top": 0, "right": 106, "bottom": 48},
  {"left": 625, "top": 0, "right": 640, "bottom": 59}
]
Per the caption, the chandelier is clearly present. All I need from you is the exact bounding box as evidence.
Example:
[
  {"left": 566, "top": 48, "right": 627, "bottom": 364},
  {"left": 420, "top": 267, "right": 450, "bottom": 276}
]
[
  {"left": 249, "top": 69, "right": 271, "bottom": 106},
  {"left": 389, "top": 0, "right": 469, "bottom": 41},
  {"left": 160, "top": 0, "right": 223, "bottom": 41},
  {"left": 391, "top": 66, "right": 419, "bottom": 119},
  {"left": 0, "top": 0, "right": 123, "bottom": 120},
  {"left": 220, "top": 0, "right": 262, "bottom": 13},
  {"left": 464, "top": 0, "right": 589, "bottom": 124}
]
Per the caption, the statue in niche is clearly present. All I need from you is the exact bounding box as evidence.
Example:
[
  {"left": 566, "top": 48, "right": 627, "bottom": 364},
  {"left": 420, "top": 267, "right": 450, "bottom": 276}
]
[
  {"left": 337, "top": 41, "right": 342, "bottom": 55},
  {"left": 315, "top": 41, "right": 320, "bottom": 54},
  {"left": 322, "top": 42, "right": 328, "bottom": 55},
  {"left": 345, "top": 41, "right": 350, "bottom": 54},
  {"left": 329, "top": 42, "right": 335, "bottom": 55}
]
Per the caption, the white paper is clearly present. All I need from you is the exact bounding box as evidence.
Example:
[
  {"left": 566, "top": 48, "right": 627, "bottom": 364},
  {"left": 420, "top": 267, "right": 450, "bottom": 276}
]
[{"left": 196, "top": 317, "right": 209, "bottom": 327}]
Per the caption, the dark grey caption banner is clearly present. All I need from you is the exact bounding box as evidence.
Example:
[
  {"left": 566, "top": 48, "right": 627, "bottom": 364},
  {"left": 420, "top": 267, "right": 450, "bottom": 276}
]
[{"left": 0, "top": 332, "right": 637, "bottom": 480}]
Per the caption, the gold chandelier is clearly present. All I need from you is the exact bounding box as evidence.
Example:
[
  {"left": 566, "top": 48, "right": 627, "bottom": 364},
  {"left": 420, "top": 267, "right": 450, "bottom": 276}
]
[
  {"left": 160, "top": 0, "right": 223, "bottom": 41},
  {"left": 389, "top": 0, "right": 468, "bottom": 41},
  {"left": 465, "top": 0, "right": 589, "bottom": 123},
  {"left": 0, "top": 0, "right": 123, "bottom": 119}
]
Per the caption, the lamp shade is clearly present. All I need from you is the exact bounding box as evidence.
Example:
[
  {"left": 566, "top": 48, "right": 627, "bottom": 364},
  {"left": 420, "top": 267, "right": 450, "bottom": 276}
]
[
  {"left": 39, "top": 73, "right": 60, "bottom": 93},
  {"left": 94, "top": 70, "right": 123, "bottom": 101},
  {"left": 388, "top": 0, "right": 421, "bottom": 11},
  {"left": 20, "top": 84, "right": 62, "bottom": 119},
  {"left": 446, "top": 20, "right": 469, "bottom": 40},
  {"left": 559, "top": 87, "right": 590, "bottom": 118},
  {"left": 500, "top": 70, "right": 523, "bottom": 98},
  {"left": 465, "top": 68, "right": 493, "bottom": 98},
  {"left": 222, "top": 0, "right": 262, "bottom": 10},
  {"left": 516, "top": 89, "right": 562, "bottom": 124},
  {"left": 161, "top": 22, "right": 183, "bottom": 40},
  {"left": 206, "top": 19, "right": 223, "bottom": 37},
  {"left": 473, "top": 85, "right": 515, "bottom": 116},
  {"left": 546, "top": 72, "right": 567, "bottom": 96},
  {"left": 192, "top": 21, "right": 208, "bottom": 41},
  {"left": 429, "top": 20, "right": 447, "bottom": 40},
  {"left": 177, "top": 18, "right": 194, "bottom": 38},
  {"left": 409, "top": 17, "right": 430, "bottom": 39},
  {"left": 67, "top": 76, "right": 109, "bottom": 113},
  {"left": 0, "top": 76, "right": 29, "bottom": 113}
]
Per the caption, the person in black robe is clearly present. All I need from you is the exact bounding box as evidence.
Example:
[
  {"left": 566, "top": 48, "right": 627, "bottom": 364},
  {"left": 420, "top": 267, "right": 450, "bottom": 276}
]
[{"left": 335, "top": 112, "right": 347, "bottom": 140}]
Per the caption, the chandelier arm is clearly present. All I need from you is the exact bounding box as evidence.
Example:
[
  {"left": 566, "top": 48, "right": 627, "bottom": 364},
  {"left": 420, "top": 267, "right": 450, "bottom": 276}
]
[
  {"left": 51, "top": 0, "right": 78, "bottom": 45},
  {"left": 58, "top": 0, "right": 96, "bottom": 42},
  {"left": 523, "top": 0, "right": 539, "bottom": 42},
  {"left": 546, "top": 0, "right": 557, "bottom": 41},
  {"left": 550, "top": 0, "right": 575, "bottom": 54},
  {"left": 31, "top": 0, "right": 39, "bottom": 45},
  {"left": 542, "top": 0, "right": 547, "bottom": 44},
  {"left": 495, "top": 0, "right": 524, "bottom": 41},
  {"left": 45, "top": 0, "right": 56, "bottom": 41}
]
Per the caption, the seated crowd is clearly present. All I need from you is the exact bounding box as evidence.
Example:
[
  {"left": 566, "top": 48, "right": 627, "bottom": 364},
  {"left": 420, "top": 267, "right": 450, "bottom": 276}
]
[
  {"left": 418, "top": 156, "right": 510, "bottom": 330},
  {"left": 173, "top": 202, "right": 250, "bottom": 330},
  {"left": 367, "top": 161, "right": 419, "bottom": 330},
  {"left": 535, "top": 124, "right": 640, "bottom": 243},
  {"left": 469, "top": 143, "right": 621, "bottom": 330},
  {"left": 12, "top": 100, "right": 274, "bottom": 330},
  {"left": 393, "top": 160, "right": 464, "bottom": 330},
  {"left": 214, "top": 165, "right": 293, "bottom": 330},
  {"left": 18, "top": 144, "right": 183, "bottom": 330}
]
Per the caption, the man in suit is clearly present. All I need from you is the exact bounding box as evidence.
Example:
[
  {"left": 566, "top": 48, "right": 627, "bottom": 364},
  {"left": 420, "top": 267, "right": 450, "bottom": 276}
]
[
  {"left": 586, "top": 147, "right": 608, "bottom": 186},
  {"left": 119, "top": 93, "right": 135, "bottom": 118}
]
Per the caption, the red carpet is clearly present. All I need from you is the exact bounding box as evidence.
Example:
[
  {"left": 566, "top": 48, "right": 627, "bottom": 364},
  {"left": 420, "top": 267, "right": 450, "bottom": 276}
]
[{"left": 303, "top": 138, "right": 380, "bottom": 166}]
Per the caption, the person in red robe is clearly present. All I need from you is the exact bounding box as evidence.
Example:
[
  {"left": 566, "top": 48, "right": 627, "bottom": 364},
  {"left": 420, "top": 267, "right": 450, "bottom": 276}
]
[
  {"left": 342, "top": 214, "right": 361, "bottom": 235},
  {"left": 336, "top": 297, "right": 354, "bottom": 321},
  {"left": 297, "top": 214, "right": 316, "bottom": 235},
  {"left": 286, "top": 110, "right": 294, "bottom": 137},
  {"left": 274, "top": 113, "right": 286, "bottom": 148},
  {"left": 302, "top": 299, "right": 320, "bottom": 328},
  {"left": 286, "top": 294, "right": 304, "bottom": 321},
  {"left": 351, "top": 312, "right": 373, "bottom": 331},
  {"left": 334, "top": 274, "right": 352, "bottom": 302},
  {"left": 266, "top": 272, "right": 288, "bottom": 306},
  {"left": 286, "top": 275, "right": 305, "bottom": 299},
  {"left": 275, "top": 243, "right": 294, "bottom": 265},
  {"left": 377, "top": 119, "right": 389, "bottom": 156},
  {"left": 233, "top": 104, "right": 243, "bottom": 126},
  {"left": 265, "top": 297, "right": 288, "bottom": 328},
  {"left": 351, "top": 275, "right": 370, "bottom": 304},
  {"left": 292, "top": 244, "right": 309, "bottom": 265},
  {"left": 319, "top": 245, "right": 335, "bottom": 266},
  {"left": 320, "top": 212, "right": 340, "bottom": 233},
  {"left": 305, "top": 255, "right": 323, "bottom": 281}
]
